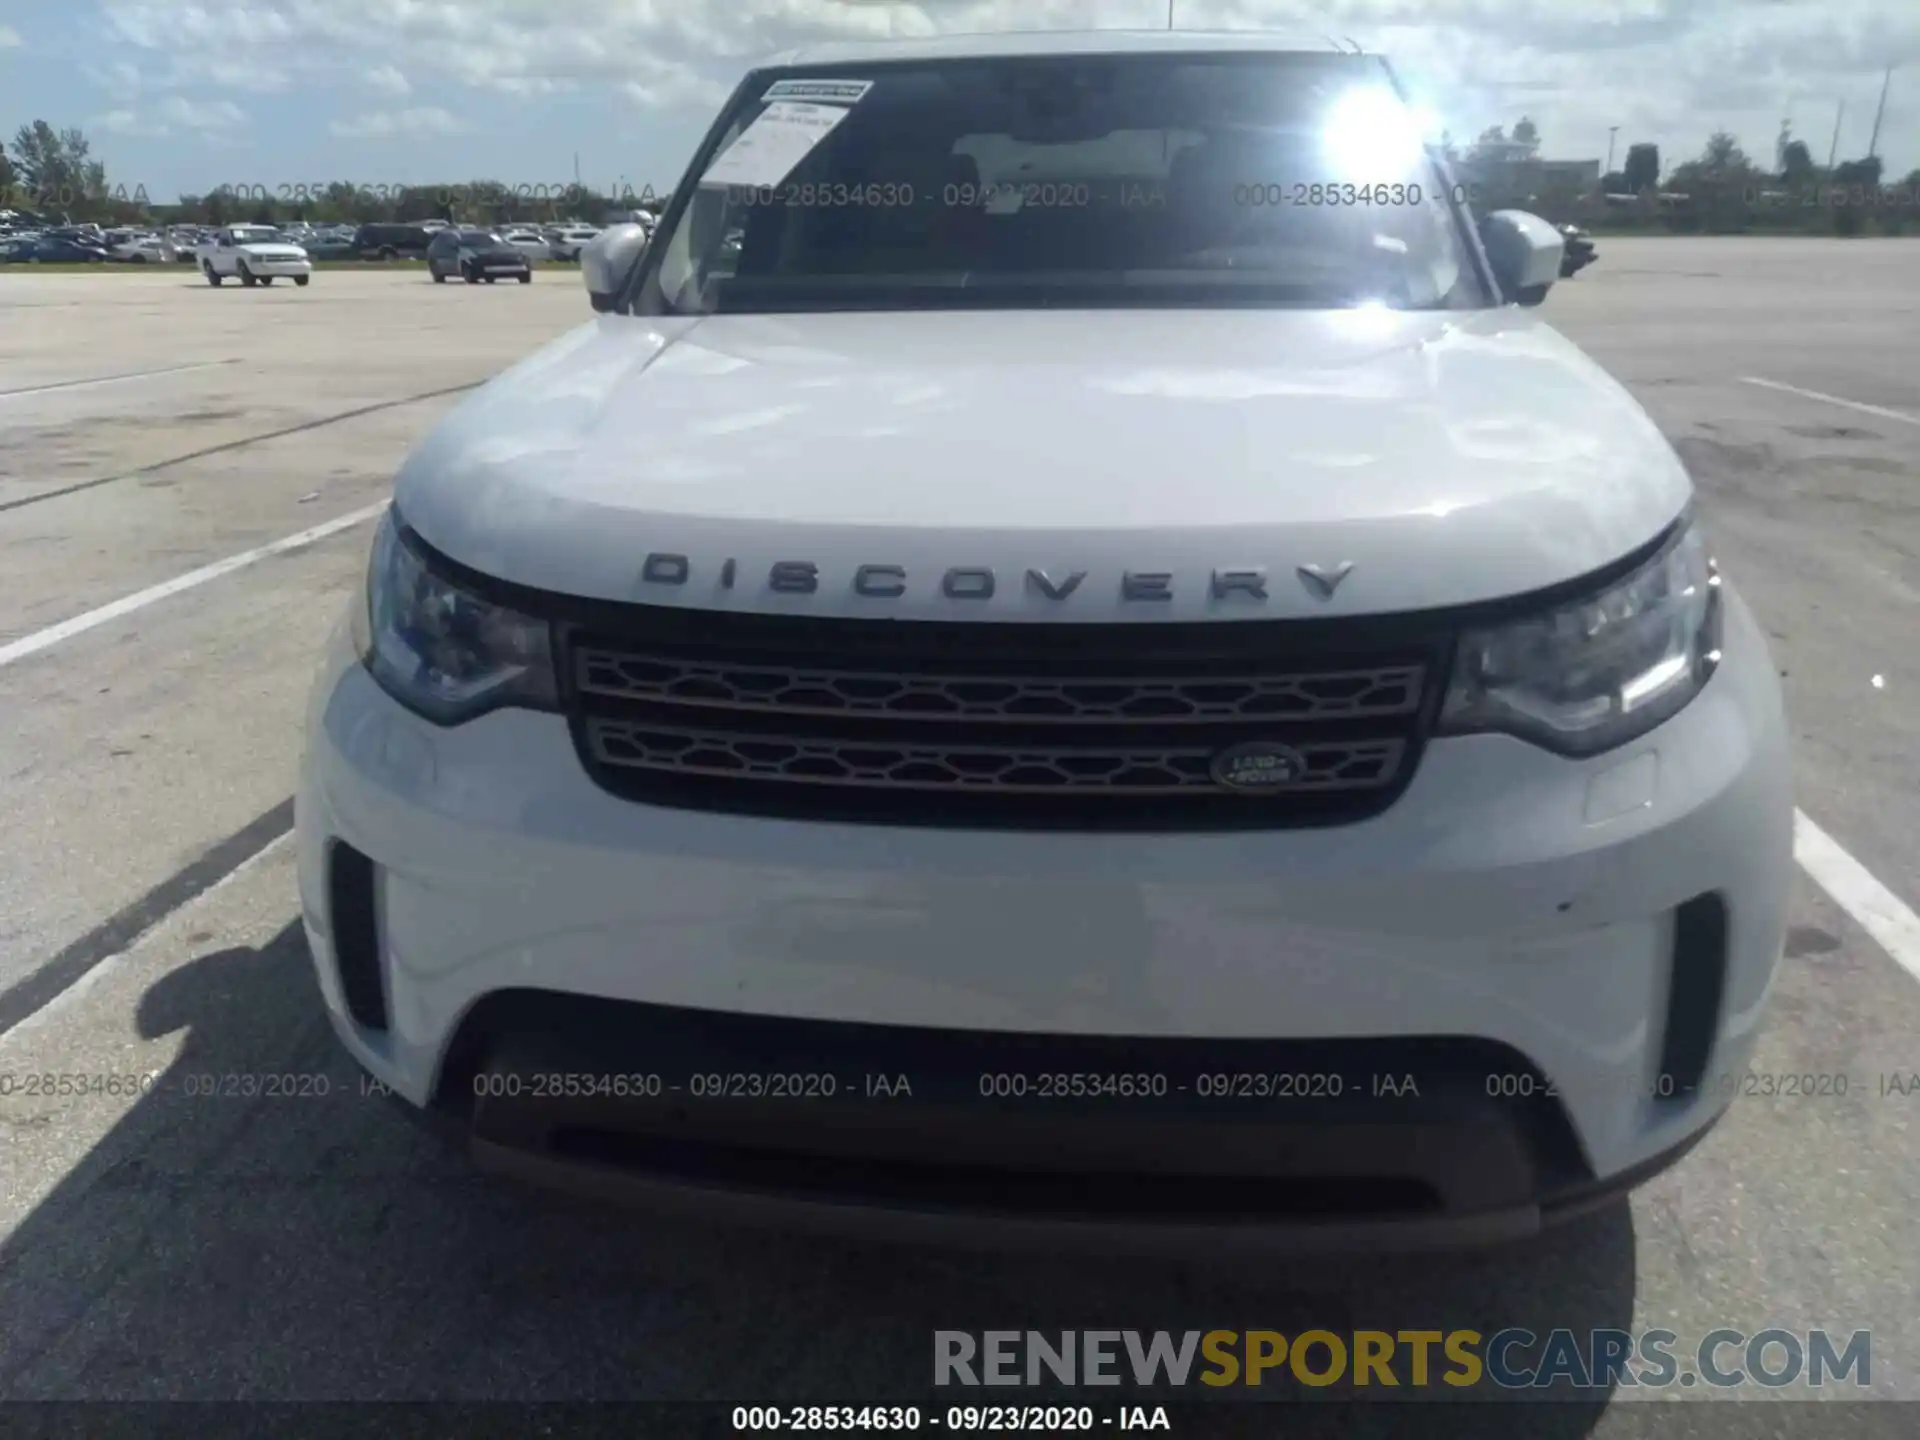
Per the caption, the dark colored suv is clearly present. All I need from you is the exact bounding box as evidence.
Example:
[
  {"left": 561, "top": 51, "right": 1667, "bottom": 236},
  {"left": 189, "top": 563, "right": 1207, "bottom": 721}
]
[
  {"left": 426, "top": 228, "right": 534, "bottom": 284},
  {"left": 351, "top": 223, "right": 436, "bottom": 260}
]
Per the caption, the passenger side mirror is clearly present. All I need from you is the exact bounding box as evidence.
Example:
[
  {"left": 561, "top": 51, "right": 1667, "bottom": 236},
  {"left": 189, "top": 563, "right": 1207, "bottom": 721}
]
[
  {"left": 1478, "top": 210, "right": 1564, "bottom": 307},
  {"left": 581, "top": 223, "right": 649, "bottom": 314}
]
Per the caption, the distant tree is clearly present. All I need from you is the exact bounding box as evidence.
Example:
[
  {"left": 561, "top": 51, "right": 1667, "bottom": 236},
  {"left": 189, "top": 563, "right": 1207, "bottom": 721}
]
[
  {"left": 1665, "top": 133, "right": 1765, "bottom": 231},
  {"left": 1828, "top": 155, "right": 1886, "bottom": 233},
  {"left": 1622, "top": 142, "right": 1660, "bottom": 193},
  {"left": 1669, "top": 132, "right": 1759, "bottom": 188},
  {"left": 1600, "top": 169, "right": 1629, "bottom": 193},
  {"left": 1831, "top": 155, "right": 1885, "bottom": 187},
  {"left": 1464, "top": 124, "right": 1509, "bottom": 168},
  {"left": 1511, "top": 116, "right": 1540, "bottom": 156},
  {"left": 1779, "top": 138, "right": 1815, "bottom": 182},
  {"left": 1703, "top": 131, "right": 1750, "bottom": 172},
  {"left": 1457, "top": 126, "right": 1505, "bottom": 189},
  {"left": 11, "top": 121, "right": 68, "bottom": 200},
  {"left": 8, "top": 122, "right": 112, "bottom": 218},
  {"left": 0, "top": 143, "right": 16, "bottom": 206}
]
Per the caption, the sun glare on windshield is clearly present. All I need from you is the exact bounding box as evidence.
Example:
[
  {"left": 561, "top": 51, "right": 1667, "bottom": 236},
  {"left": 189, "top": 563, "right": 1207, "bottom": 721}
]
[{"left": 1320, "top": 88, "right": 1427, "bottom": 182}]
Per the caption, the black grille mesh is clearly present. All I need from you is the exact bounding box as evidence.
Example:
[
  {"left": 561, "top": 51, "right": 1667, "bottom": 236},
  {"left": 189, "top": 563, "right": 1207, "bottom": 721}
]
[{"left": 560, "top": 611, "right": 1446, "bottom": 830}]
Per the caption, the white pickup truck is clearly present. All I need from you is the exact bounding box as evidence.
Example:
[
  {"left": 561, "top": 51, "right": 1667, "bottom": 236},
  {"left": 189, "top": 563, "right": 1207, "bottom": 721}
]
[{"left": 197, "top": 224, "right": 313, "bottom": 287}]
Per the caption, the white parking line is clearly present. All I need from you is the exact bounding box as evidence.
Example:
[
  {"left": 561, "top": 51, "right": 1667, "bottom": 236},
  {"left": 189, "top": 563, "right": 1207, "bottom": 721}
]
[
  {"left": 0, "top": 500, "right": 388, "bottom": 671},
  {"left": 1740, "top": 376, "right": 1920, "bottom": 427},
  {"left": 1795, "top": 811, "right": 1920, "bottom": 983}
]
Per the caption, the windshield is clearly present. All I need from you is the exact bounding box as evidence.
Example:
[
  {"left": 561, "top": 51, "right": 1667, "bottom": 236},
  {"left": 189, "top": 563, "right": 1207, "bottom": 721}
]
[
  {"left": 232, "top": 229, "right": 285, "bottom": 244},
  {"left": 641, "top": 52, "right": 1489, "bottom": 315},
  {"left": 458, "top": 231, "right": 502, "bottom": 245}
]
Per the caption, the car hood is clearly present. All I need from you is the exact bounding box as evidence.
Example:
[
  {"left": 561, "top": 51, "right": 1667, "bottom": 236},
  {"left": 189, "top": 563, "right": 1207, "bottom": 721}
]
[
  {"left": 397, "top": 307, "right": 1692, "bottom": 621},
  {"left": 236, "top": 243, "right": 307, "bottom": 258}
]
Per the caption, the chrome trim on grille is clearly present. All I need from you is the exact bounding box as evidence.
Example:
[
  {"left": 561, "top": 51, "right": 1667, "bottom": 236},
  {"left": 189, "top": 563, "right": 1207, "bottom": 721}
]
[
  {"left": 585, "top": 719, "right": 1406, "bottom": 796},
  {"left": 574, "top": 648, "right": 1424, "bottom": 726}
]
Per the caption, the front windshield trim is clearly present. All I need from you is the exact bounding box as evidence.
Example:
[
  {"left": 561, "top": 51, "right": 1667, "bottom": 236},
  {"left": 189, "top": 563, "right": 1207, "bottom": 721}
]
[{"left": 622, "top": 51, "right": 1499, "bottom": 318}]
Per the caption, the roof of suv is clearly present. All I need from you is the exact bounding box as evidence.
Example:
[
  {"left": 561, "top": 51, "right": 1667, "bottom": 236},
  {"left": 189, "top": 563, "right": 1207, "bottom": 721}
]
[{"left": 759, "top": 29, "right": 1361, "bottom": 69}]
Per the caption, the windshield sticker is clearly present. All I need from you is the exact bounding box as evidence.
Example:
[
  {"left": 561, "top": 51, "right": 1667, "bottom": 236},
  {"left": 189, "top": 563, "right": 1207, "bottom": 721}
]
[
  {"left": 761, "top": 79, "right": 873, "bottom": 106},
  {"left": 701, "top": 101, "right": 857, "bottom": 189}
]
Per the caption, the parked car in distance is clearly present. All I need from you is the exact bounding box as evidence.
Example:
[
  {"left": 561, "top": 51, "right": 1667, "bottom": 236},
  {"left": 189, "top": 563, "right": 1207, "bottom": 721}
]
[
  {"left": 500, "top": 229, "right": 551, "bottom": 259},
  {"left": 19, "top": 236, "right": 113, "bottom": 263},
  {"left": 427, "top": 228, "right": 534, "bottom": 284},
  {"left": 108, "top": 232, "right": 174, "bottom": 263},
  {"left": 302, "top": 233, "right": 358, "bottom": 260},
  {"left": 547, "top": 224, "right": 601, "bottom": 260},
  {"left": 352, "top": 222, "right": 436, "bottom": 260},
  {"left": 197, "top": 224, "right": 313, "bottom": 287}
]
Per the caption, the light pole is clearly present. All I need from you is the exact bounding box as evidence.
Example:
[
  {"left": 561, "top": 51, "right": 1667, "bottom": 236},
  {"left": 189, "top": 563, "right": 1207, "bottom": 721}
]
[
  {"left": 1606, "top": 126, "right": 1619, "bottom": 174},
  {"left": 1867, "top": 64, "right": 1893, "bottom": 161},
  {"left": 1167, "top": 1, "right": 1175, "bottom": 29}
]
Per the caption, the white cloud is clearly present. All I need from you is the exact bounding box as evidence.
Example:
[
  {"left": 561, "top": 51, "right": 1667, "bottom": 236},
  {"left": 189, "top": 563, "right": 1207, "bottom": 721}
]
[
  {"left": 364, "top": 64, "right": 411, "bottom": 95},
  {"left": 75, "top": 1, "right": 1920, "bottom": 175},
  {"left": 85, "top": 59, "right": 148, "bottom": 99},
  {"left": 328, "top": 106, "right": 463, "bottom": 139},
  {"left": 90, "top": 94, "right": 244, "bottom": 139},
  {"left": 0, "top": 24, "right": 24, "bottom": 50},
  {"left": 155, "top": 95, "right": 248, "bottom": 130}
]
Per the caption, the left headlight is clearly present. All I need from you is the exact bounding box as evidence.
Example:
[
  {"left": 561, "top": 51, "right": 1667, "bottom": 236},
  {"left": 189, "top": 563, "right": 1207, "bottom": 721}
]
[
  {"left": 350, "top": 510, "right": 558, "bottom": 725},
  {"left": 1438, "top": 518, "right": 1722, "bottom": 756}
]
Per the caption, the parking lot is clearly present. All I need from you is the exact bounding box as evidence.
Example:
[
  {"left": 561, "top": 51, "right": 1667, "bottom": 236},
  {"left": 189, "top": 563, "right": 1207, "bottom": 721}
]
[{"left": 1, "top": 241, "right": 1917, "bottom": 1427}]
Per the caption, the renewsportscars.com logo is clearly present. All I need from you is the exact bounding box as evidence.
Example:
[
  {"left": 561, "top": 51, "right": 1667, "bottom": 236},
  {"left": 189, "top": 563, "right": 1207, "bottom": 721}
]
[{"left": 934, "top": 1329, "right": 1872, "bottom": 1391}]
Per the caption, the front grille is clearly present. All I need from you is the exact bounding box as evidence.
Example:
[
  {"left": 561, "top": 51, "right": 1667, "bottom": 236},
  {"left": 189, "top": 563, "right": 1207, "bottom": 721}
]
[
  {"left": 586, "top": 719, "right": 1406, "bottom": 797},
  {"left": 558, "top": 607, "right": 1451, "bottom": 831},
  {"left": 576, "top": 648, "right": 1426, "bottom": 724}
]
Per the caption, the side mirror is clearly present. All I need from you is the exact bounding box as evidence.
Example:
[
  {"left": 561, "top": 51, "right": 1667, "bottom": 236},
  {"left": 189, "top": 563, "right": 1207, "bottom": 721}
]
[
  {"left": 1478, "top": 210, "right": 1564, "bottom": 307},
  {"left": 581, "top": 223, "right": 649, "bottom": 314}
]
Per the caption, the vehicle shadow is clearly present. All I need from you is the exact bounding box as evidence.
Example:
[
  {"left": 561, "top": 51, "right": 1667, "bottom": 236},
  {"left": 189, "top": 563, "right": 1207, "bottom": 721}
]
[{"left": 0, "top": 922, "right": 1632, "bottom": 1433}]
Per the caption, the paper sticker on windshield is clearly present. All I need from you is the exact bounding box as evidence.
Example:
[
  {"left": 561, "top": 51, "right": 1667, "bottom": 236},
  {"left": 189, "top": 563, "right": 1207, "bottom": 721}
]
[
  {"left": 701, "top": 101, "right": 856, "bottom": 189},
  {"left": 761, "top": 79, "right": 872, "bottom": 106}
]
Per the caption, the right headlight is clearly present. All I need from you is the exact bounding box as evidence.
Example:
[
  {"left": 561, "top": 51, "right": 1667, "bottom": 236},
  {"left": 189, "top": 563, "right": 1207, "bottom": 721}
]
[
  {"left": 350, "top": 510, "right": 558, "bottom": 725},
  {"left": 1437, "top": 518, "right": 1722, "bottom": 756}
]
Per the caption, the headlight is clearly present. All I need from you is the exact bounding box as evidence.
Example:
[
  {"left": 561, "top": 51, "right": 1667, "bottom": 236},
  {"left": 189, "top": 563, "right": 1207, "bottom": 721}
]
[
  {"left": 1438, "top": 518, "right": 1722, "bottom": 756},
  {"left": 351, "top": 511, "right": 557, "bottom": 724}
]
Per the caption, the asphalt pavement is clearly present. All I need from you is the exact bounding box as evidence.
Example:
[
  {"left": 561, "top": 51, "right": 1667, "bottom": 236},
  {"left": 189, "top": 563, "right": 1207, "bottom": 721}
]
[{"left": 0, "top": 243, "right": 1916, "bottom": 1431}]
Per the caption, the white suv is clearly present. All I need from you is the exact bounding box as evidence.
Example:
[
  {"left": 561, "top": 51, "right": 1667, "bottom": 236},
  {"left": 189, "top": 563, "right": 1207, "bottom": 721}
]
[{"left": 298, "top": 32, "right": 1794, "bottom": 1254}]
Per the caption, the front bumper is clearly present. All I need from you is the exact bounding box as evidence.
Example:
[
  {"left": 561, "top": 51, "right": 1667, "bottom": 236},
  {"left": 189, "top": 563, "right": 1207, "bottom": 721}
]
[
  {"left": 239, "top": 254, "right": 313, "bottom": 276},
  {"left": 296, "top": 587, "right": 1793, "bottom": 1249}
]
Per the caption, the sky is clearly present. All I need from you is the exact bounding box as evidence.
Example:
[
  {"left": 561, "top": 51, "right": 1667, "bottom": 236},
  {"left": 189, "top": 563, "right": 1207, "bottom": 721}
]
[{"left": 0, "top": 0, "right": 1915, "bottom": 204}]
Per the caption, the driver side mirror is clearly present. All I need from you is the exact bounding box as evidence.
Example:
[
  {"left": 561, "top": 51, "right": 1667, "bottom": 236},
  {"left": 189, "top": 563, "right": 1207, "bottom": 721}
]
[
  {"left": 1478, "top": 210, "right": 1564, "bottom": 307},
  {"left": 581, "top": 223, "right": 649, "bottom": 314}
]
